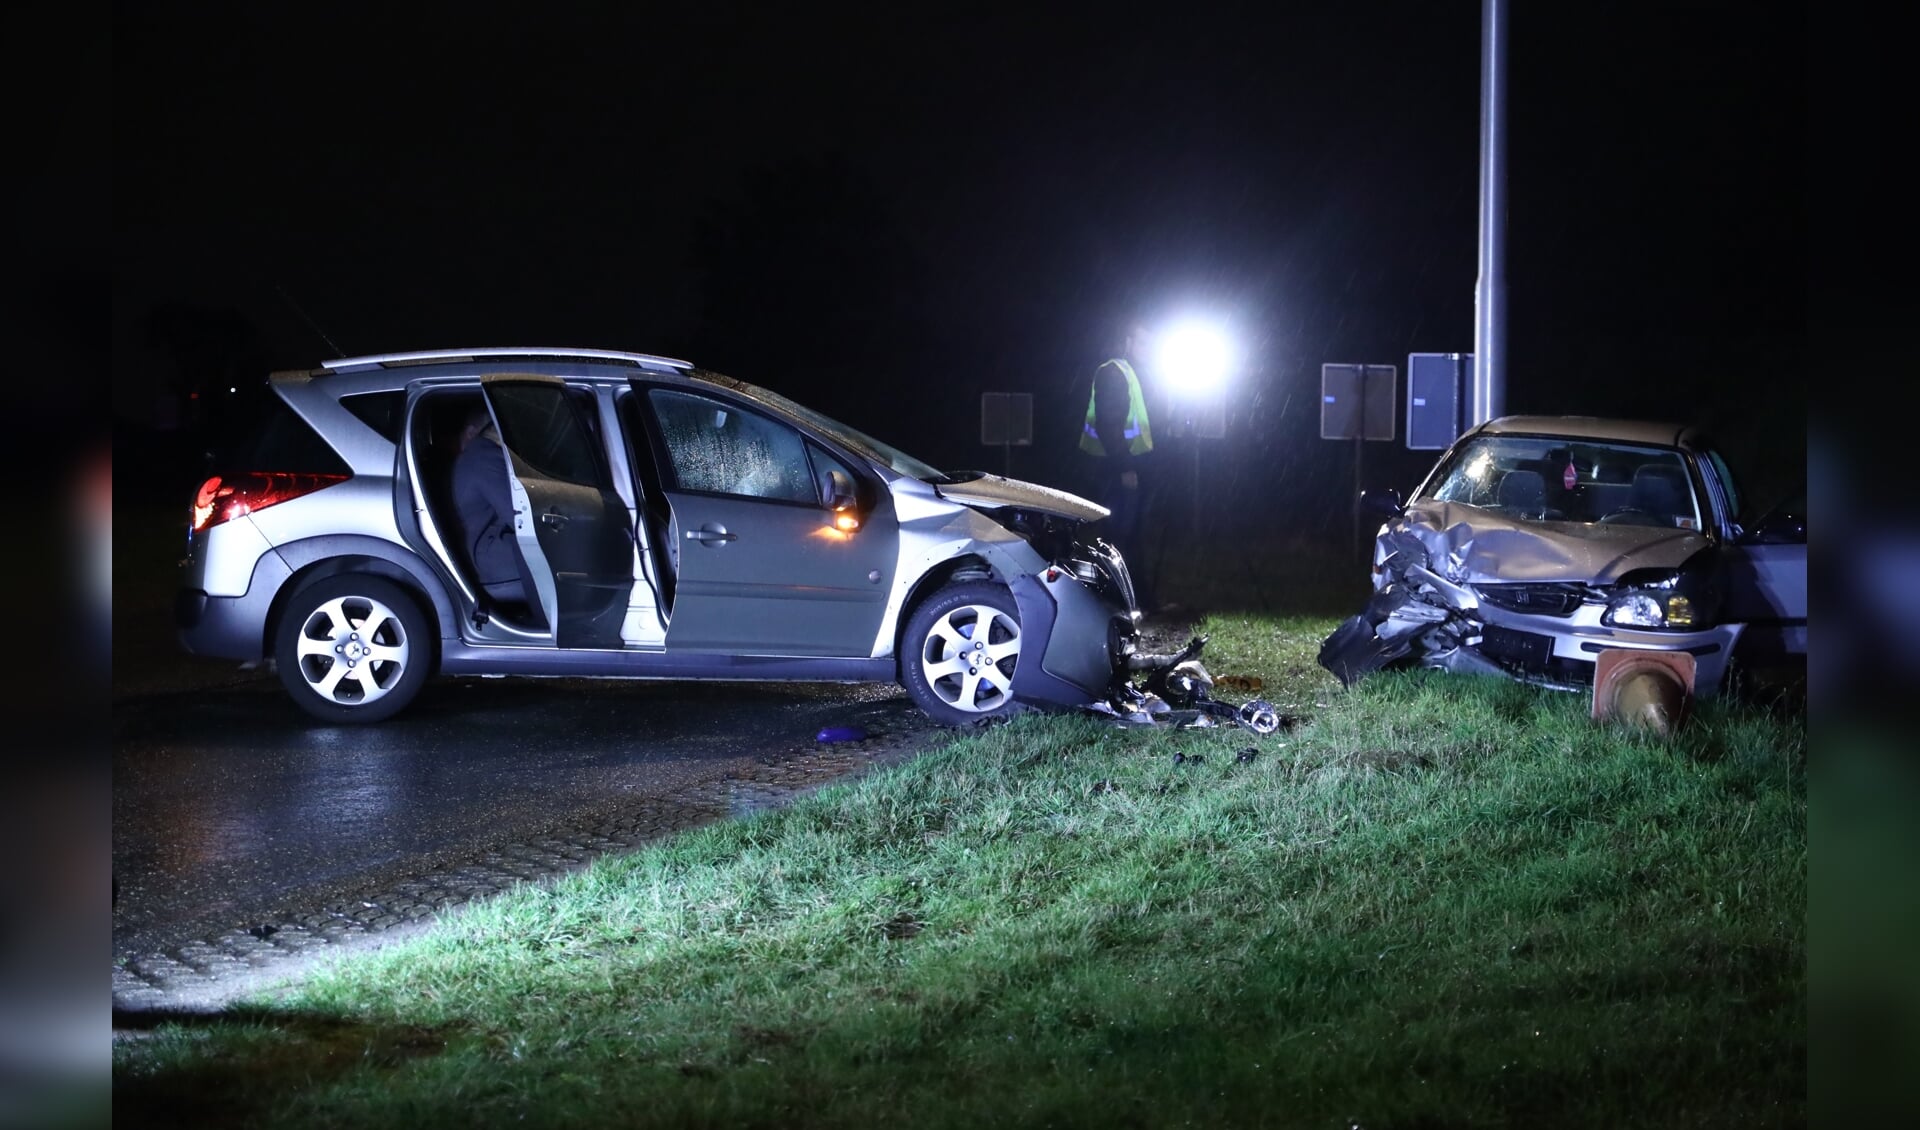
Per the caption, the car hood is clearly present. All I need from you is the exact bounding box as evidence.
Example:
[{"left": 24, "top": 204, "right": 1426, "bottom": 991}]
[
  {"left": 934, "top": 474, "right": 1110, "bottom": 523},
  {"left": 1394, "top": 501, "right": 1712, "bottom": 586}
]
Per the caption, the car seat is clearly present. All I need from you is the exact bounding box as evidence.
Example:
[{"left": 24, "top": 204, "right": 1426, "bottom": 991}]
[
  {"left": 1496, "top": 469, "right": 1547, "bottom": 518},
  {"left": 1630, "top": 465, "right": 1689, "bottom": 524}
]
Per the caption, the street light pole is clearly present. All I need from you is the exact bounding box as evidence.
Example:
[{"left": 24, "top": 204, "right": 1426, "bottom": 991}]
[{"left": 1473, "top": 0, "right": 1509, "bottom": 425}]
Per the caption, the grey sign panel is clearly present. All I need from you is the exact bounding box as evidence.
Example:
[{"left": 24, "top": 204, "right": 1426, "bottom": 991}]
[
  {"left": 1406, "top": 352, "right": 1472, "bottom": 450},
  {"left": 1321, "top": 364, "right": 1396, "bottom": 441},
  {"left": 980, "top": 391, "right": 1033, "bottom": 446}
]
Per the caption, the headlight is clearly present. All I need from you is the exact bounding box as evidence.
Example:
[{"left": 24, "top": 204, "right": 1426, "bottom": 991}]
[
  {"left": 1604, "top": 592, "right": 1691, "bottom": 628},
  {"left": 1602, "top": 570, "right": 1702, "bottom": 630}
]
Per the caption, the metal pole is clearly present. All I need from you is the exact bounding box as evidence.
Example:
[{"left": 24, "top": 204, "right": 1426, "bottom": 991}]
[
  {"left": 1352, "top": 435, "right": 1364, "bottom": 558},
  {"left": 1189, "top": 415, "right": 1201, "bottom": 538},
  {"left": 1453, "top": 353, "right": 1468, "bottom": 439},
  {"left": 1472, "top": 0, "right": 1509, "bottom": 425},
  {"left": 1351, "top": 368, "right": 1367, "bottom": 557}
]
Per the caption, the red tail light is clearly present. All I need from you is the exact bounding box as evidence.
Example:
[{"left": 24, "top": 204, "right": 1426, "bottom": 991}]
[{"left": 191, "top": 472, "right": 350, "bottom": 534}]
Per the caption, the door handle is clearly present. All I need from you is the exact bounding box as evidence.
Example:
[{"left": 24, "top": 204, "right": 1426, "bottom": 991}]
[
  {"left": 540, "top": 510, "right": 569, "bottom": 530},
  {"left": 685, "top": 524, "right": 737, "bottom": 544}
]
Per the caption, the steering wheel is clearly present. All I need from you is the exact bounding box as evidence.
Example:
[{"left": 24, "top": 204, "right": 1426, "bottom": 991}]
[{"left": 1597, "top": 507, "right": 1656, "bottom": 525}]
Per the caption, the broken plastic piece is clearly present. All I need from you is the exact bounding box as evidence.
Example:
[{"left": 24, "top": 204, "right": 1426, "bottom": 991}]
[
  {"left": 1133, "top": 635, "right": 1215, "bottom": 709},
  {"left": 815, "top": 725, "right": 869, "bottom": 743},
  {"left": 1237, "top": 700, "right": 1281, "bottom": 734}
]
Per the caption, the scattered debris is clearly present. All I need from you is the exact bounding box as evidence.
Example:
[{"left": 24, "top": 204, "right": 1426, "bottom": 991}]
[
  {"left": 814, "top": 725, "right": 870, "bottom": 743},
  {"left": 1173, "top": 752, "right": 1205, "bottom": 766},
  {"left": 1086, "top": 633, "right": 1298, "bottom": 736},
  {"left": 1234, "top": 747, "right": 1259, "bottom": 764}
]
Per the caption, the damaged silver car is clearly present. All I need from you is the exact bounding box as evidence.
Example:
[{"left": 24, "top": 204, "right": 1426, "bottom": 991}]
[
  {"left": 177, "top": 347, "right": 1157, "bottom": 724},
  {"left": 1319, "top": 415, "right": 1807, "bottom": 698}
]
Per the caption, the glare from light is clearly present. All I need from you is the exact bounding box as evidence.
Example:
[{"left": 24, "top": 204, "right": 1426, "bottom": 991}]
[{"left": 1155, "top": 322, "right": 1235, "bottom": 396}]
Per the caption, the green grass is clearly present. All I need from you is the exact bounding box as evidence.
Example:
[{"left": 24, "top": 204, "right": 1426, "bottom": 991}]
[{"left": 114, "top": 609, "right": 1805, "bottom": 1128}]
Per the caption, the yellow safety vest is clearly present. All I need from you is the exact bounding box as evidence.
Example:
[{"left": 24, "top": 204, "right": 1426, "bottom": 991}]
[{"left": 1079, "top": 358, "right": 1153, "bottom": 456}]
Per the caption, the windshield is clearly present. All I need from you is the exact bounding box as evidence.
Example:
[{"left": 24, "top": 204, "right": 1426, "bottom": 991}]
[
  {"left": 1420, "top": 435, "right": 1703, "bottom": 530},
  {"left": 690, "top": 369, "right": 950, "bottom": 482}
]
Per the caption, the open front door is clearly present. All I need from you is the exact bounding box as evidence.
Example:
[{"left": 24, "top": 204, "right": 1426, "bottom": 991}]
[
  {"left": 482, "top": 376, "right": 635, "bottom": 648},
  {"left": 635, "top": 385, "right": 896, "bottom": 656}
]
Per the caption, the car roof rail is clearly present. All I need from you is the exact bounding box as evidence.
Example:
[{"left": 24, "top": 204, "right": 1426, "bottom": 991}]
[{"left": 318, "top": 347, "right": 694, "bottom": 375}]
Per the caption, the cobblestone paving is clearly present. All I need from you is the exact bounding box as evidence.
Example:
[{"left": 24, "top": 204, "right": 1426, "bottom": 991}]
[
  {"left": 111, "top": 614, "right": 1208, "bottom": 1022},
  {"left": 112, "top": 723, "right": 946, "bottom": 1017}
]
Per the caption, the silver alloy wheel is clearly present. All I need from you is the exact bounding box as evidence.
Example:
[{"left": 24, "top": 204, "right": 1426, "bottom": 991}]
[
  {"left": 917, "top": 602, "right": 1021, "bottom": 714},
  {"left": 291, "top": 593, "right": 414, "bottom": 708}
]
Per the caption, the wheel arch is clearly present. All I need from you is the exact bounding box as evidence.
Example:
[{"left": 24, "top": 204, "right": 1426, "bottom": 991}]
[
  {"left": 892, "top": 554, "right": 998, "bottom": 678},
  {"left": 265, "top": 536, "right": 454, "bottom": 669}
]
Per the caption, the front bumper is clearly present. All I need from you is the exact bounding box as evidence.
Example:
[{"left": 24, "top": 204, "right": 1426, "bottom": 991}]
[
  {"left": 1008, "top": 568, "right": 1136, "bottom": 709},
  {"left": 1470, "top": 602, "right": 1744, "bottom": 697}
]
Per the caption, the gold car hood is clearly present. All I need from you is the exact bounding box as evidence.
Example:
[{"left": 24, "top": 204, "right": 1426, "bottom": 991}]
[{"left": 1396, "top": 501, "right": 1712, "bottom": 586}]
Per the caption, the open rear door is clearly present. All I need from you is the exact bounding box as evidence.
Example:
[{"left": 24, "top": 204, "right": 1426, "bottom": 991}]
[{"left": 482, "top": 376, "right": 635, "bottom": 648}]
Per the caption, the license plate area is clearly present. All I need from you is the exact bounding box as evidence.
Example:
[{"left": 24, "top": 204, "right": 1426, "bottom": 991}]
[{"left": 1480, "top": 625, "right": 1553, "bottom": 669}]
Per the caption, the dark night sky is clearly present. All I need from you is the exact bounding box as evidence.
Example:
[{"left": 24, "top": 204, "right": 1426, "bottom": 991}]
[{"left": 110, "top": 2, "right": 1806, "bottom": 525}]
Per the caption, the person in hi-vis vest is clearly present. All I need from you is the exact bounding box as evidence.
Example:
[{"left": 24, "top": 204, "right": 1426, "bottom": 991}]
[{"left": 1075, "top": 325, "right": 1158, "bottom": 609}]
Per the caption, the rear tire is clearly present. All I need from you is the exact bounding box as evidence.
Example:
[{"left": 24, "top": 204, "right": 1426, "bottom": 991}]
[
  {"left": 275, "top": 574, "right": 433, "bottom": 723},
  {"left": 900, "top": 582, "right": 1023, "bottom": 726}
]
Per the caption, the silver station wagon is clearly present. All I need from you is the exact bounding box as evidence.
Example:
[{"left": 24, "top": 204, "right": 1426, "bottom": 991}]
[{"left": 177, "top": 347, "right": 1144, "bottom": 724}]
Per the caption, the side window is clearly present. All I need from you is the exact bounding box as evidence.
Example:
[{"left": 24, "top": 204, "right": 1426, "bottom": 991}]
[
  {"left": 1704, "top": 449, "right": 1742, "bottom": 525},
  {"left": 488, "top": 382, "right": 609, "bottom": 487},
  {"left": 647, "top": 389, "right": 816, "bottom": 504},
  {"left": 340, "top": 391, "right": 406, "bottom": 443},
  {"left": 806, "top": 441, "right": 860, "bottom": 507}
]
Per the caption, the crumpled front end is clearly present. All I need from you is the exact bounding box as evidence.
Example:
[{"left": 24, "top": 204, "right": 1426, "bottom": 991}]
[
  {"left": 1008, "top": 538, "right": 1143, "bottom": 708},
  {"left": 892, "top": 475, "right": 1142, "bottom": 712},
  {"left": 1322, "top": 514, "right": 1744, "bottom": 697}
]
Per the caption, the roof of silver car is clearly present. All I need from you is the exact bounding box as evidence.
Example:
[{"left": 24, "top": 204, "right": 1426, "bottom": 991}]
[
  {"left": 1477, "top": 415, "right": 1698, "bottom": 447},
  {"left": 315, "top": 347, "right": 694, "bottom": 375}
]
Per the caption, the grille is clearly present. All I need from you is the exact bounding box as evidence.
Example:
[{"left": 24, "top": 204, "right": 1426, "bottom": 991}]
[{"left": 1475, "top": 583, "right": 1588, "bottom": 617}]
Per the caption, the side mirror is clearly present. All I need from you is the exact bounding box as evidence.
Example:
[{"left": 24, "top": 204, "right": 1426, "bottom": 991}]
[
  {"left": 819, "top": 469, "right": 857, "bottom": 512},
  {"left": 1745, "top": 504, "right": 1806, "bottom": 545},
  {"left": 1361, "top": 488, "right": 1405, "bottom": 520}
]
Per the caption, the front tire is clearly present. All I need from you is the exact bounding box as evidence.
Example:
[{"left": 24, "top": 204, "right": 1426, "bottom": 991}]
[
  {"left": 275, "top": 574, "right": 433, "bottom": 723},
  {"left": 900, "top": 582, "right": 1023, "bottom": 725}
]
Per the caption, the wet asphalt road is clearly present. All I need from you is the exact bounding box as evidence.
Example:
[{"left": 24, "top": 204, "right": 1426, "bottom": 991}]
[
  {"left": 112, "top": 665, "right": 930, "bottom": 966},
  {"left": 109, "top": 499, "right": 950, "bottom": 1011}
]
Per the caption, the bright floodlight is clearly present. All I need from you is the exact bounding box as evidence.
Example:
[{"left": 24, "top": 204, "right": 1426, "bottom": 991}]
[{"left": 1155, "top": 322, "right": 1235, "bottom": 396}]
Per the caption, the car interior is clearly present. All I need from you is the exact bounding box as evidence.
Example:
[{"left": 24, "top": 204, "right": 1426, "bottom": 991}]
[
  {"left": 1629, "top": 464, "right": 1690, "bottom": 525},
  {"left": 1495, "top": 468, "right": 1548, "bottom": 519},
  {"left": 413, "top": 392, "right": 549, "bottom": 632}
]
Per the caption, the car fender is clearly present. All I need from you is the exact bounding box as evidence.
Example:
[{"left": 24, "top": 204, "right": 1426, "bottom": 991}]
[{"left": 268, "top": 534, "right": 463, "bottom": 641}]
